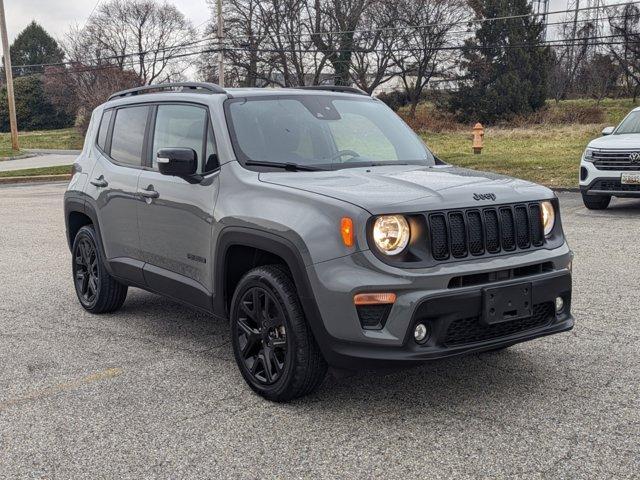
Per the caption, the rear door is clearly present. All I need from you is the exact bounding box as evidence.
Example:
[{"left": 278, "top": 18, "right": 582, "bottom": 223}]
[
  {"left": 137, "top": 103, "right": 220, "bottom": 310},
  {"left": 88, "top": 105, "right": 151, "bottom": 284}
]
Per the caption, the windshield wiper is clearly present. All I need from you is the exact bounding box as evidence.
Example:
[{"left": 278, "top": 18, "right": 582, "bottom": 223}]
[{"left": 245, "top": 160, "right": 326, "bottom": 171}]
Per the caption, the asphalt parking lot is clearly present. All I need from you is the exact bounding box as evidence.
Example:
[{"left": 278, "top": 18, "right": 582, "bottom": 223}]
[{"left": 0, "top": 182, "right": 638, "bottom": 479}]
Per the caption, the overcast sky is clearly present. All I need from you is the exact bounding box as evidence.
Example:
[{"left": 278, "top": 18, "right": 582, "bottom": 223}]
[
  {"left": 5, "top": 0, "right": 212, "bottom": 43},
  {"left": 3, "top": 0, "right": 627, "bottom": 46}
]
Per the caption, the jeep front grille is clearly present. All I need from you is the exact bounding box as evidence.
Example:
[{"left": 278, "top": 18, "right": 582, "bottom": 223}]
[
  {"left": 428, "top": 203, "right": 544, "bottom": 262},
  {"left": 592, "top": 150, "right": 640, "bottom": 171}
]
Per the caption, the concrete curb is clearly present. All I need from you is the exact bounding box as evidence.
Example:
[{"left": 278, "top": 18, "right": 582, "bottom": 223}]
[
  {"left": 0, "top": 153, "right": 38, "bottom": 161},
  {"left": 0, "top": 174, "right": 71, "bottom": 185},
  {"left": 23, "top": 149, "right": 82, "bottom": 155}
]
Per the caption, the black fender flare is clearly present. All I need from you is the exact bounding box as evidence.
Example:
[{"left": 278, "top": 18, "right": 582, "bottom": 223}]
[
  {"left": 63, "top": 191, "right": 115, "bottom": 278},
  {"left": 213, "top": 226, "right": 335, "bottom": 360}
]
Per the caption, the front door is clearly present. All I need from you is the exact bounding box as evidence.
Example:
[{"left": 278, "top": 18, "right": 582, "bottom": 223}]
[{"left": 137, "top": 103, "right": 220, "bottom": 310}]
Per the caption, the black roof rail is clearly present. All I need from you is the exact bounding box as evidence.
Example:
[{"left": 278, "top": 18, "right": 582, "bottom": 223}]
[
  {"left": 108, "top": 82, "right": 227, "bottom": 101},
  {"left": 297, "top": 85, "right": 369, "bottom": 96}
]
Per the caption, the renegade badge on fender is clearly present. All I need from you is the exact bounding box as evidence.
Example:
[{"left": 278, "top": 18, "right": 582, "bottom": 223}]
[{"left": 64, "top": 83, "right": 574, "bottom": 402}]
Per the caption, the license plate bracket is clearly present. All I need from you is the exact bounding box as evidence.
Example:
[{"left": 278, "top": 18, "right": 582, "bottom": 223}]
[
  {"left": 621, "top": 172, "right": 640, "bottom": 185},
  {"left": 482, "top": 282, "right": 532, "bottom": 325}
]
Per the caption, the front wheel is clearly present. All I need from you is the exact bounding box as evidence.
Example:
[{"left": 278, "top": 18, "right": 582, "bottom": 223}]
[
  {"left": 582, "top": 192, "right": 611, "bottom": 210},
  {"left": 230, "top": 265, "right": 327, "bottom": 402}
]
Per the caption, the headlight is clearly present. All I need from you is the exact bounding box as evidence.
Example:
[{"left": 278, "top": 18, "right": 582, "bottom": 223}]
[
  {"left": 582, "top": 148, "right": 595, "bottom": 162},
  {"left": 372, "top": 215, "right": 410, "bottom": 255},
  {"left": 541, "top": 201, "right": 555, "bottom": 237}
]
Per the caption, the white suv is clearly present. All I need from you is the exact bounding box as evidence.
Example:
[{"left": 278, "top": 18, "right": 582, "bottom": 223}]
[{"left": 580, "top": 106, "right": 640, "bottom": 209}]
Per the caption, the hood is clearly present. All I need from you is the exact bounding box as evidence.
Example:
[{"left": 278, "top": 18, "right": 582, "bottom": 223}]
[
  {"left": 259, "top": 165, "right": 551, "bottom": 214},
  {"left": 588, "top": 133, "right": 640, "bottom": 150}
]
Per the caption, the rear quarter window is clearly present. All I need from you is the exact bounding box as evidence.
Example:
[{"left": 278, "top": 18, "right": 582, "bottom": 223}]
[{"left": 96, "top": 109, "right": 112, "bottom": 151}]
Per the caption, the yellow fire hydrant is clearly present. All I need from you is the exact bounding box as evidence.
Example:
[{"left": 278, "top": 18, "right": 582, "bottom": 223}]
[{"left": 472, "top": 123, "right": 484, "bottom": 154}]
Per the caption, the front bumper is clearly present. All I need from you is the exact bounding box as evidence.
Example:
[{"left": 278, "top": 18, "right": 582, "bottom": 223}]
[
  {"left": 323, "top": 272, "right": 572, "bottom": 368},
  {"left": 306, "top": 246, "right": 573, "bottom": 369},
  {"left": 580, "top": 161, "right": 640, "bottom": 197}
]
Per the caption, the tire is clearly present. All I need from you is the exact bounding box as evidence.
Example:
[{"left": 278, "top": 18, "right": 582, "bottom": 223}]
[
  {"left": 582, "top": 192, "right": 611, "bottom": 210},
  {"left": 230, "top": 265, "right": 327, "bottom": 402},
  {"left": 72, "top": 225, "right": 128, "bottom": 314}
]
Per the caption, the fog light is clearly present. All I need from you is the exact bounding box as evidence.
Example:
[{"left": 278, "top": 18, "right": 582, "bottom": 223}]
[
  {"left": 414, "top": 323, "right": 428, "bottom": 344},
  {"left": 555, "top": 296, "right": 564, "bottom": 313}
]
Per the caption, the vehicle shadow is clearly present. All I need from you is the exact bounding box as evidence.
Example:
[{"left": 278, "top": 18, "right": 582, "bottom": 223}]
[
  {"left": 574, "top": 197, "right": 640, "bottom": 218},
  {"left": 117, "top": 290, "right": 551, "bottom": 413},
  {"left": 309, "top": 351, "right": 545, "bottom": 414}
]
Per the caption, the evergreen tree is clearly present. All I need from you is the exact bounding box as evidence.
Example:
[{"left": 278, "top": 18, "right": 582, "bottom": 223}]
[
  {"left": 0, "top": 76, "right": 74, "bottom": 132},
  {"left": 449, "top": 0, "right": 550, "bottom": 124},
  {"left": 9, "top": 21, "right": 65, "bottom": 76}
]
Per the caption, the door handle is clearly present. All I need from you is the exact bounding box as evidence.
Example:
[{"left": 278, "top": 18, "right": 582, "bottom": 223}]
[
  {"left": 139, "top": 187, "right": 159, "bottom": 199},
  {"left": 90, "top": 177, "right": 108, "bottom": 188}
]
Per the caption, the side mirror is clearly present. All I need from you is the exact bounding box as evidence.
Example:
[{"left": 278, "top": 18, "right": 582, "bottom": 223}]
[
  {"left": 157, "top": 148, "right": 198, "bottom": 176},
  {"left": 601, "top": 126, "right": 615, "bottom": 136}
]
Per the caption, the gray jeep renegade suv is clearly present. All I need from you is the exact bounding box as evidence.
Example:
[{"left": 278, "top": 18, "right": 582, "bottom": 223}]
[{"left": 64, "top": 82, "right": 574, "bottom": 401}]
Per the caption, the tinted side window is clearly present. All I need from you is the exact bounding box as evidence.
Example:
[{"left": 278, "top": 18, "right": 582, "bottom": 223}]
[
  {"left": 152, "top": 105, "right": 207, "bottom": 171},
  {"left": 110, "top": 106, "right": 149, "bottom": 166},
  {"left": 97, "top": 109, "right": 112, "bottom": 151}
]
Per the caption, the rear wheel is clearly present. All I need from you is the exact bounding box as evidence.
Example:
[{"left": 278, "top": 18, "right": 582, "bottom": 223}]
[
  {"left": 72, "top": 225, "right": 128, "bottom": 313},
  {"left": 582, "top": 192, "right": 611, "bottom": 210},
  {"left": 230, "top": 265, "right": 327, "bottom": 402}
]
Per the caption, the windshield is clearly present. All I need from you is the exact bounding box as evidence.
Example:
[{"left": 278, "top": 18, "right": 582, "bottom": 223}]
[
  {"left": 616, "top": 110, "right": 640, "bottom": 134},
  {"left": 225, "top": 95, "right": 434, "bottom": 170}
]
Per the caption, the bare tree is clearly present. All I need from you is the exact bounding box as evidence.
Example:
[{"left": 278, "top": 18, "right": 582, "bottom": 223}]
[
  {"left": 44, "top": 64, "right": 141, "bottom": 133},
  {"left": 201, "top": 0, "right": 268, "bottom": 87},
  {"left": 349, "top": 2, "right": 399, "bottom": 94},
  {"left": 608, "top": 4, "right": 640, "bottom": 102},
  {"left": 65, "top": 0, "right": 196, "bottom": 85},
  {"left": 311, "top": 0, "right": 374, "bottom": 86},
  {"left": 547, "top": 20, "right": 596, "bottom": 103},
  {"left": 579, "top": 53, "right": 621, "bottom": 104},
  {"left": 202, "top": 0, "right": 329, "bottom": 87},
  {"left": 258, "top": 0, "right": 326, "bottom": 86},
  {"left": 393, "top": 0, "right": 468, "bottom": 117}
]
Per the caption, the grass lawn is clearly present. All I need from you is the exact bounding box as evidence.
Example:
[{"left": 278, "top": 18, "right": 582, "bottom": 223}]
[
  {"left": 0, "top": 146, "right": 22, "bottom": 158},
  {"left": 0, "top": 128, "right": 84, "bottom": 157},
  {"left": 417, "top": 98, "right": 638, "bottom": 189},
  {"left": 423, "top": 124, "right": 602, "bottom": 189},
  {"left": 0, "top": 165, "right": 72, "bottom": 178},
  {"left": 553, "top": 97, "right": 638, "bottom": 125}
]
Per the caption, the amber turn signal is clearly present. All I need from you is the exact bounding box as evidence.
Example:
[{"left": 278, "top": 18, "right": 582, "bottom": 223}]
[
  {"left": 341, "top": 217, "right": 354, "bottom": 247},
  {"left": 354, "top": 293, "right": 397, "bottom": 306}
]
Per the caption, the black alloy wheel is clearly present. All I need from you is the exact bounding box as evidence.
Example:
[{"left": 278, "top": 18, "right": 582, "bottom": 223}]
[
  {"left": 74, "top": 237, "right": 99, "bottom": 306},
  {"left": 235, "top": 286, "right": 289, "bottom": 385},
  {"left": 71, "top": 225, "right": 128, "bottom": 313},
  {"left": 230, "top": 265, "right": 327, "bottom": 402}
]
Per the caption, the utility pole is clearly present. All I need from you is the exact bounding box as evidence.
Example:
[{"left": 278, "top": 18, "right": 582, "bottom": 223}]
[
  {"left": 0, "top": 0, "right": 18, "bottom": 151},
  {"left": 568, "top": 0, "right": 581, "bottom": 79},
  {"left": 216, "top": 0, "right": 225, "bottom": 87}
]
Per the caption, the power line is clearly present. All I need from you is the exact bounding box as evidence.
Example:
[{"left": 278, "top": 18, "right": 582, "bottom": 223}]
[
  {"left": 195, "top": 0, "right": 640, "bottom": 43},
  {"left": 11, "top": 0, "right": 640, "bottom": 71},
  {"left": 31, "top": 34, "right": 640, "bottom": 79},
  {"left": 82, "top": 0, "right": 103, "bottom": 30}
]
